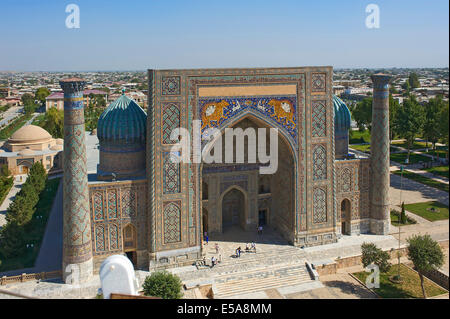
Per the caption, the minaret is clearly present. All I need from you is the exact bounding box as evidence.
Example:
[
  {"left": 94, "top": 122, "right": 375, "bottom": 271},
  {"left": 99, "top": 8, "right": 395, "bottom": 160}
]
[
  {"left": 60, "top": 78, "right": 93, "bottom": 284},
  {"left": 369, "top": 74, "right": 392, "bottom": 235}
]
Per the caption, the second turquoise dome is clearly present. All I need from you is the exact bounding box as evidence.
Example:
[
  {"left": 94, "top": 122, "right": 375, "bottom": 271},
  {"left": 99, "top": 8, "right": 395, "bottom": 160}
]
[
  {"left": 97, "top": 94, "right": 147, "bottom": 143},
  {"left": 333, "top": 95, "right": 351, "bottom": 132}
]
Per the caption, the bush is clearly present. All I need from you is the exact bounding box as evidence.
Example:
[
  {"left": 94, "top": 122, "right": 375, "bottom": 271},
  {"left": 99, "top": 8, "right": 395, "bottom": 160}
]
[
  {"left": 142, "top": 271, "right": 183, "bottom": 299},
  {"left": 361, "top": 242, "right": 391, "bottom": 273},
  {"left": 400, "top": 202, "right": 407, "bottom": 224}
]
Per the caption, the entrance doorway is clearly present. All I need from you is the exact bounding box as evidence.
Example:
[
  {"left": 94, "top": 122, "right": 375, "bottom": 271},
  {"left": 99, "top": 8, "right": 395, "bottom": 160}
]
[
  {"left": 341, "top": 199, "right": 351, "bottom": 235},
  {"left": 221, "top": 188, "right": 245, "bottom": 231},
  {"left": 125, "top": 251, "right": 137, "bottom": 265},
  {"left": 123, "top": 224, "right": 137, "bottom": 267},
  {"left": 258, "top": 209, "right": 267, "bottom": 226}
]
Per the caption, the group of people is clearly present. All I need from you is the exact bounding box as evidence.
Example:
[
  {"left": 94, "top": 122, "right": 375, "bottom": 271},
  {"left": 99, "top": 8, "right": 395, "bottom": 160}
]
[
  {"left": 235, "top": 242, "right": 256, "bottom": 257},
  {"left": 201, "top": 231, "right": 259, "bottom": 267}
]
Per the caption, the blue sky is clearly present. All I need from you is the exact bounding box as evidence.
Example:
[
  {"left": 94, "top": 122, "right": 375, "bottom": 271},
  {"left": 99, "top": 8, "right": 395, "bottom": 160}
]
[{"left": 0, "top": 0, "right": 448, "bottom": 71}]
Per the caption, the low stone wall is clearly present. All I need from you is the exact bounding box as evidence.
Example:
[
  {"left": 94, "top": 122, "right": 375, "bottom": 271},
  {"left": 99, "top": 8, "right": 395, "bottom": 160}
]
[{"left": 314, "top": 240, "right": 449, "bottom": 277}]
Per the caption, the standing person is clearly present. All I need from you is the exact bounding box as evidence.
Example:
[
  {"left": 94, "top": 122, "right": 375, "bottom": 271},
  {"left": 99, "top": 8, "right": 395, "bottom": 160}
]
[
  {"left": 211, "top": 256, "right": 216, "bottom": 268},
  {"left": 237, "top": 246, "right": 242, "bottom": 258},
  {"left": 205, "top": 234, "right": 209, "bottom": 245},
  {"left": 215, "top": 243, "right": 219, "bottom": 254},
  {"left": 218, "top": 254, "right": 222, "bottom": 264},
  {"left": 251, "top": 241, "right": 256, "bottom": 251}
]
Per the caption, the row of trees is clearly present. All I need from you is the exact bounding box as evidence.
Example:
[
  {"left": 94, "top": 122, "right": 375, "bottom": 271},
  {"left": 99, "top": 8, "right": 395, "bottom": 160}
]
[
  {"left": 351, "top": 94, "right": 449, "bottom": 161},
  {"left": 0, "top": 162, "right": 47, "bottom": 260},
  {"left": 0, "top": 165, "right": 14, "bottom": 204},
  {"left": 362, "top": 234, "right": 444, "bottom": 299}
]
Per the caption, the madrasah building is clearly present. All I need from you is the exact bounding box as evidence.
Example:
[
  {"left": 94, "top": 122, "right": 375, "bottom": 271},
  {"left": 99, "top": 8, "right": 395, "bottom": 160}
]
[{"left": 59, "top": 67, "right": 392, "bottom": 283}]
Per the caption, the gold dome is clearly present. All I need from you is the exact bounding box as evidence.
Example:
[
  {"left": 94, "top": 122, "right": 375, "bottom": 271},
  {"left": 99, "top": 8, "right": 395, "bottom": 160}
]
[{"left": 9, "top": 125, "right": 52, "bottom": 144}]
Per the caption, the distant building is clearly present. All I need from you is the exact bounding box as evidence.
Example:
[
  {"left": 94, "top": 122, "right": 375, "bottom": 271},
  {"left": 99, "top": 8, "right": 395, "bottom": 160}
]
[
  {"left": 0, "top": 125, "right": 63, "bottom": 175},
  {"left": 45, "top": 89, "right": 108, "bottom": 111}
]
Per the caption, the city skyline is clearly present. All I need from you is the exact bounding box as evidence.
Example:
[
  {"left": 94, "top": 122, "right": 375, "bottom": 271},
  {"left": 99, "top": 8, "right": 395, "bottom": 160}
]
[{"left": 0, "top": 0, "right": 448, "bottom": 71}]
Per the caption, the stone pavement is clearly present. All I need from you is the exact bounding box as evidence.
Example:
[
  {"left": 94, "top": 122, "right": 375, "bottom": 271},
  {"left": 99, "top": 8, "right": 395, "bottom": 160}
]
[
  {"left": 389, "top": 171, "right": 449, "bottom": 206},
  {"left": 285, "top": 273, "right": 376, "bottom": 299}
]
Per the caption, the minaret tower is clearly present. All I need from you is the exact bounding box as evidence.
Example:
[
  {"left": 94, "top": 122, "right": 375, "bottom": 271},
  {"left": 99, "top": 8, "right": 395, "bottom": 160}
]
[
  {"left": 369, "top": 74, "right": 392, "bottom": 235},
  {"left": 60, "top": 78, "right": 93, "bottom": 284}
]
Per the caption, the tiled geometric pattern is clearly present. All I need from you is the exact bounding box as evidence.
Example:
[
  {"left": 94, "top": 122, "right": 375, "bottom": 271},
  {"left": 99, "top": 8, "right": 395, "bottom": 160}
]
[
  {"left": 313, "top": 188, "right": 327, "bottom": 224},
  {"left": 163, "top": 152, "right": 181, "bottom": 194},
  {"left": 311, "top": 73, "right": 326, "bottom": 92},
  {"left": 162, "top": 103, "right": 180, "bottom": 144},
  {"left": 93, "top": 192, "right": 104, "bottom": 221},
  {"left": 107, "top": 191, "right": 118, "bottom": 219},
  {"left": 109, "top": 223, "right": 119, "bottom": 250},
  {"left": 313, "top": 145, "right": 327, "bottom": 181},
  {"left": 121, "top": 189, "right": 136, "bottom": 219},
  {"left": 311, "top": 100, "right": 326, "bottom": 137},
  {"left": 95, "top": 225, "right": 105, "bottom": 252},
  {"left": 163, "top": 202, "right": 181, "bottom": 244},
  {"left": 340, "top": 168, "right": 352, "bottom": 193},
  {"left": 161, "top": 76, "right": 181, "bottom": 95}
]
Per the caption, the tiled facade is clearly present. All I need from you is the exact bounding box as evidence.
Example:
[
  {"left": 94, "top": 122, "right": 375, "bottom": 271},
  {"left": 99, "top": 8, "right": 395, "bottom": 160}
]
[{"left": 75, "top": 67, "right": 391, "bottom": 273}]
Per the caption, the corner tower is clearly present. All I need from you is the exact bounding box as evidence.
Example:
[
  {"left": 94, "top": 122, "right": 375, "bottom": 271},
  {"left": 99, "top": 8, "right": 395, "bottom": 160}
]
[
  {"left": 60, "top": 78, "right": 93, "bottom": 283},
  {"left": 369, "top": 74, "right": 392, "bottom": 235}
]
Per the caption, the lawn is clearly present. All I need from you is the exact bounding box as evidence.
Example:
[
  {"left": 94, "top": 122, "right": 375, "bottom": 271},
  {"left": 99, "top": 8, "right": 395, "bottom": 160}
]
[
  {"left": 0, "top": 177, "right": 61, "bottom": 271},
  {"left": 391, "top": 140, "right": 428, "bottom": 150},
  {"left": 392, "top": 170, "right": 449, "bottom": 193},
  {"left": 353, "top": 263, "right": 447, "bottom": 298},
  {"left": 390, "top": 211, "right": 417, "bottom": 226},
  {"left": 349, "top": 144, "right": 371, "bottom": 152},
  {"left": 404, "top": 201, "right": 449, "bottom": 222},
  {"left": 390, "top": 152, "right": 432, "bottom": 165},
  {"left": 425, "top": 165, "right": 449, "bottom": 179},
  {"left": 349, "top": 130, "right": 371, "bottom": 144}
]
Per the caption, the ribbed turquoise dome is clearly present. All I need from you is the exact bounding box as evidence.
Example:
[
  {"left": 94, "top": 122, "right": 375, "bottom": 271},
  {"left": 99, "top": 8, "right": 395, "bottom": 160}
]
[
  {"left": 333, "top": 95, "right": 351, "bottom": 132},
  {"left": 97, "top": 94, "right": 147, "bottom": 143}
]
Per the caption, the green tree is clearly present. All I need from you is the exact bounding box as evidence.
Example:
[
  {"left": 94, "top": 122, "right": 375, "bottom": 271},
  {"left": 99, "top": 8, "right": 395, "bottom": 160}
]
[
  {"left": 142, "top": 271, "right": 183, "bottom": 299},
  {"left": 0, "top": 222, "right": 26, "bottom": 258},
  {"left": 407, "top": 234, "right": 444, "bottom": 298},
  {"left": 34, "top": 87, "right": 51, "bottom": 105},
  {"left": 28, "top": 162, "right": 47, "bottom": 193},
  {"left": 21, "top": 93, "right": 34, "bottom": 106},
  {"left": 438, "top": 102, "right": 449, "bottom": 159},
  {"left": 5, "top": 194, "right": 35, "bottom": 226},
  {"left": 401, "top": 81, "right": 411, "bottom": 95},
  {"left": 389, "top": 94, "right": 400, "bottom": 141},
  {"left": 352, "top": 97, "right": 372, "bottom": 132},
  {"left": 361, "top": 242, "right": 391, "bottom": 273},
  {"left": 423, "top": 96, "right": 445, "bottom": 149},
  {"left": 41, "top": 107, "right": 64, "bottom": 138},
  {"left": 408, "top": 73, "right": 421, "bottom": 89},
  {"left": 394, "top": 96, "right": 425, "bottom": 162}
]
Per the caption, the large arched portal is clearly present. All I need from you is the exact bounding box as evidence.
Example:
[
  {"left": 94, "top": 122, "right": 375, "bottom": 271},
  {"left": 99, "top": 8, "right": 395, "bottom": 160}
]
[{"left": 201, "top": 115, "right": 296, "bottom": 242}]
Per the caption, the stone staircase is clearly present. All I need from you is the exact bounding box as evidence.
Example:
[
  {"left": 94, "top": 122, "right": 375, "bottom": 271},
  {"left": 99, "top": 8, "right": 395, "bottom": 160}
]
[
  {"left": 176, "top": 241, "right": 319, "bottom": 298},
  {"left": 212, "top": 263, "right": 313, "bottom": 299}
]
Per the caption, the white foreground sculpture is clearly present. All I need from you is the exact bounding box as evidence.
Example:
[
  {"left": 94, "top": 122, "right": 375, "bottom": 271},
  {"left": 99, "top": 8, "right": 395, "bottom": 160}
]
[{"left": 99, "top": 255, "right": 139, "bottom": 299}]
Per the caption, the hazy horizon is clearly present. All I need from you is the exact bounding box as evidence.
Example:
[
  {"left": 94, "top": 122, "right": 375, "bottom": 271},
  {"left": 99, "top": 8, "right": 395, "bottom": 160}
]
[{"left": 0, "top": 0, "right": 448, "bottom": 71}]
